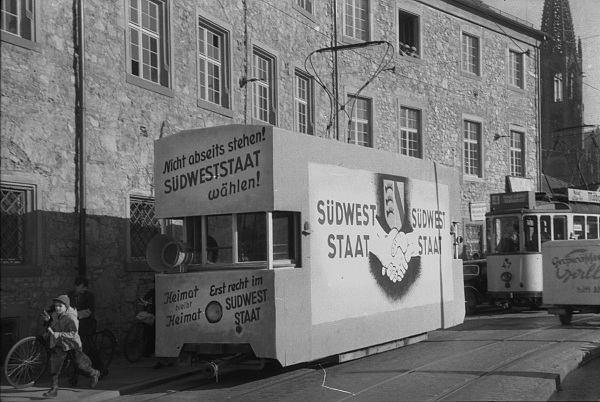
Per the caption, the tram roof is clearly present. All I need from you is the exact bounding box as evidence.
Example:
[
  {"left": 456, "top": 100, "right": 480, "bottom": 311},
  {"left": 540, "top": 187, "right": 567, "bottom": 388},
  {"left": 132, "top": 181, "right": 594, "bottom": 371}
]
[{"left": 486, "top": 199, "right": 600, "bottom": 216}]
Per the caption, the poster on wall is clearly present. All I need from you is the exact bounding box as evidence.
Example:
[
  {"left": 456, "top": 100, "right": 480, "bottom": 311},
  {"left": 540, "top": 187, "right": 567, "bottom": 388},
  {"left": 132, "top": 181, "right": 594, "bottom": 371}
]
[{"left": 309, "top": 164, "right": 452, "bottom": 325}]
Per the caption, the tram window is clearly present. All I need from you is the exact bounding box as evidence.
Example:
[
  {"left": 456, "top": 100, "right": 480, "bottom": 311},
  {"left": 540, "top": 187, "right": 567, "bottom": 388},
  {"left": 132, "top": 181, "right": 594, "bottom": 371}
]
[
  {"left": 237, "top": 213, "right": 267, "bottom": 262},
  {"left": 553, "top": 215, "right": 566, "bottom": 240},
  {"left": 540, "top": 215, "right": 551, "bottom": 242},
  {"left": 524, "top": 216, "right": 539, "bottom": 252},
  {"left": 573, "top": 215, "right": 585, "bottom": 239},
  {"left": 207, "top": 215, "right": 234, "bottom": 263},
  {"left": 587, "top": 216, "right": 599, "bottom": 239},
  {"left": 272, "top": 212, "right": 297, "bottom": 260},
  {"left": 493, "top": 216, "right": 520, "bottom": 253}
]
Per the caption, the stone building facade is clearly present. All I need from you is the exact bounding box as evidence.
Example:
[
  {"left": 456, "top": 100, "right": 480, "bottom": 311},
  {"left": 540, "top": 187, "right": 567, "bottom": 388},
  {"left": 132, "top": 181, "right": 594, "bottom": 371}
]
[{"left": 1, "top": 0, "right": 544, "bottom": 353}]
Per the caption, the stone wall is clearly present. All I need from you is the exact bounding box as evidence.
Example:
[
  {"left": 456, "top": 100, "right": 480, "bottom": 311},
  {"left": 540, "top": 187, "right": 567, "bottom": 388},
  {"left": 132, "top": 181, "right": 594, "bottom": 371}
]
[{"left": 1, "top": 0, "right": 541, "bottom": 342}]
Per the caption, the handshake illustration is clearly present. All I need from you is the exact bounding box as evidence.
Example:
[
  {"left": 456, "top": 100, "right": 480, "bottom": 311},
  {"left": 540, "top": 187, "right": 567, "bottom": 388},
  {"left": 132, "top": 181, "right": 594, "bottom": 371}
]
[{"left": 372, "top": 227, "right": 418, "bottom": 283}]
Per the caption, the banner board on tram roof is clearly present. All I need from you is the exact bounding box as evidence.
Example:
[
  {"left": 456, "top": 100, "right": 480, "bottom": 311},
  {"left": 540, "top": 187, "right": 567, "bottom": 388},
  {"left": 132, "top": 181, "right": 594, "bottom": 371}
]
[{"left": 490, "top": 191, "right": 535, "bottom": 211}]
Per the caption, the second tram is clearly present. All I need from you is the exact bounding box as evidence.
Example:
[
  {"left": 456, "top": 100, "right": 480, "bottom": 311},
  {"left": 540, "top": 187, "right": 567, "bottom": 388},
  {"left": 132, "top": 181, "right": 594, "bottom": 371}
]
[{"left": 486, "top": 189, "right": 600, "bottom": 308}]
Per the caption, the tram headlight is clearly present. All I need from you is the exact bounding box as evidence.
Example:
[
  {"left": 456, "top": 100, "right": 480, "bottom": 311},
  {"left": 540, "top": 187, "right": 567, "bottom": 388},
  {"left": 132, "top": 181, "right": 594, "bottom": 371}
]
[
  {"left": 205, "top": 301, "right": 223, "bottom": 323},
  {"left": 500, "top": 272, "right": 512, "bottom": 282}
]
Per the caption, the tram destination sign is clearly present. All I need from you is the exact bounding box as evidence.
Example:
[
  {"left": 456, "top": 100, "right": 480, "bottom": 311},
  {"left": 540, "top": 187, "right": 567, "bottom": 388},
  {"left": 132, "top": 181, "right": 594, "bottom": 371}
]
[
  {"left": 568, "top": 188, "right": 600, "bottom": 204},
  {"left": 490, "top": 191, "right": 535, "bottom": 211}
]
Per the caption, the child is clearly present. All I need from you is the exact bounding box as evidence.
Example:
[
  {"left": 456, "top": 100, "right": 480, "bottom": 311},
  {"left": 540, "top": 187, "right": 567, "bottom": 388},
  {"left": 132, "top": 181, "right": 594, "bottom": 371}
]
[{"left": 41, "top": 295, "right": 100, "bottom": 398}]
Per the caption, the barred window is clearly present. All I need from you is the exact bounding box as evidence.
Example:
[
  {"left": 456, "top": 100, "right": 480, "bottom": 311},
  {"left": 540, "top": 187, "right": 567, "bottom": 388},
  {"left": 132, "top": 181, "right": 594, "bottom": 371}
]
[
  {"left": 130, "top": 197, "right": 161, "bottom": 261},
  {"left": 1, "top": 183, "right": 35, "bottom": 266}
]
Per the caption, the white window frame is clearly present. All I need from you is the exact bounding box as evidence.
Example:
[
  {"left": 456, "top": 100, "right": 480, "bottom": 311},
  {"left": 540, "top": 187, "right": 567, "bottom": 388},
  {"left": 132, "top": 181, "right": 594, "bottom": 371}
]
[
  {"left": 1, "top": 0, "right": 41, "bottom": 51},
  {"left": 508, "top": 49, "right": 525, "bottom": 89},
  {"left": 461, "top": 31, "right": 481, "bottom": 77},
  {"left": 399, "top": 106, "right": 421, "bottom": 158},
  {"left": 126, "top": 0, "right": 174, "bottom": 97},
  {"left": 294, "top": 69, "right": 314, "bottom": 134},
  {"left": 197, "top": 13, "right": 232, "bottom": 117},
  {"left": 344, "top": 0, "right": 370, "bottom": 42},
  {"left": 509, "top": 128, "right": 525, "bottom": 177},
  {"left": 252, "top": 45, "right": 278, "bottom": 125},
  {"left": 347, "top": 94, "right": 372, "bottom": 147},
  {"left": 1, "top": 176, "right": 42, "bottom": 277},
  {"left": 463, "top": 118, "right": 483, "bottom": 178}
]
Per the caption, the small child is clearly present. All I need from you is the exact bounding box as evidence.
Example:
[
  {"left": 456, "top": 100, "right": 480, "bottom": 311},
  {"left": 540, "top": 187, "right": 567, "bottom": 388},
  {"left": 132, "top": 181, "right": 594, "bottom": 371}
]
[{"left": 41, "top": 295, "right": 100, "bottom": 398}]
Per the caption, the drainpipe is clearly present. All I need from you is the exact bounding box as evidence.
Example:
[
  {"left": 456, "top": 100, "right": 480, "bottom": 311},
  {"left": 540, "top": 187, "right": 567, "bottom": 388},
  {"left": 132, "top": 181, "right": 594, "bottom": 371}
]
[
  {"left": 537, "top": 44, "right": 543, "bottom": 192},
  {"left": 77, "top": 0, "right": 87, "bottom": 277}
]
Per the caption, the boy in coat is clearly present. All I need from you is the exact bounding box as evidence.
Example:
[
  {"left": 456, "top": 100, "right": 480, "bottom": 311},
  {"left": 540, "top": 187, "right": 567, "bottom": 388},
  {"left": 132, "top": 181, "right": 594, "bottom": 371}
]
[{"left": 41, "top": 295, "right": 100, "bottom": 398}]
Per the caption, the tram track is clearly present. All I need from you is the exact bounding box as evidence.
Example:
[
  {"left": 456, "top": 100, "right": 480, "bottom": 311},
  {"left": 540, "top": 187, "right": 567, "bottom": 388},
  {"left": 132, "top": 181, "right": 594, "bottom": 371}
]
[{"left": 144, "top": 314, "right": 599, "bottom": 401}]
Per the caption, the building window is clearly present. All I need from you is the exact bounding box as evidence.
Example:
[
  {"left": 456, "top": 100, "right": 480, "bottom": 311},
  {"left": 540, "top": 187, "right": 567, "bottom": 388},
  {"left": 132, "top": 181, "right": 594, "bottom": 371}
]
[
  {"left": 398, "top": 10, "right": 419, "bottom": 58},
  {"left": 508, "top": 50, "right": 523, "bottom": 88},
  {"left": 295, "top": 0, "right": 312, "bottom": 14},
  {"left": 510, "top": 130, "right": 524, "bottom": 177},
  {"left": 399, "top": 107, "right": 421, "bottom": 157},
  {"left": 252, "top": 47, "right": 277, "bottom": 124},
  {"left": 128, "top": 0, "right": 170, "bottom": 88},
  {"left": 463, "top": 120, "right": 481, "bottom": 176},
  {"left": 554, "top": 72, "right": 563, "bottom": 102},
  {"left": 198, "top": 17, "right": 230, "bottom": 110},
  {"left": 1, "top": 0, "right": 39, "bottom": 50},
  {"left": 295, "top": 70, "right": 314, "bottom": 134},
  {"left": 348, "top": 95, "right": 371, "bottom": 147},
  {"left": 461, "top": 33, "right": 480, "bottom": 76},
  {"left": 1, "top": 182, "right": 38, "bottom": 268},
  {"left": 344, "top": 0, "right": 369, "bottom": 41},
  {"left": 129, "top": 196, "right": 161, "bottom": 262}
]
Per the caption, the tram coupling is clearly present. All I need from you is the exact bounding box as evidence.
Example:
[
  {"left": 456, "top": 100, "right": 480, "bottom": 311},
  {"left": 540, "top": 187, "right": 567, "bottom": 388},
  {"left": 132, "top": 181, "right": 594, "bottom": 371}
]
[{"left": 201, "top": 353, "right": 266, "bottom": 381}]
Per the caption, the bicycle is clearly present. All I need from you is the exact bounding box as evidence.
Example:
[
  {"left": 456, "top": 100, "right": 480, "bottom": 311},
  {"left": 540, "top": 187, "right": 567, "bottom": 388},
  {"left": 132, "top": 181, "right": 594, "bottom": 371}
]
[
  {"left": 123, "top": 297, "right": 154, "bottom": 363},
  {"left": 3, "top": 321, "right": 117, "bottom": 389}
]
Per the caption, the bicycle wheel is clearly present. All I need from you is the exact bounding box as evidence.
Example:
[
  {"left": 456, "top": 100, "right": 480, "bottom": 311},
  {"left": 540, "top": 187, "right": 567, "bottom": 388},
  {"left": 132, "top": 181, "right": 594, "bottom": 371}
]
[
  {"left": 3, "top": 336, "right": 48, "bottom": 389},
  {"left": 93, "top": 329, "right": 116, "bottom": 369},
  {"left": 124, "top": 323, "right": 146, "bottom": 363}
]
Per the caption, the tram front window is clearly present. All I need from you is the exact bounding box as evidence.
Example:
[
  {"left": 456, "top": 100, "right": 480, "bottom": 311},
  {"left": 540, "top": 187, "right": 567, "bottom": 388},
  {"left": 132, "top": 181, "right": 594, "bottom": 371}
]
[
  {"left": 588, "top": 216, "right": 599, "bottom": 239},
  {"left": 493, "top": 216, "right": 520, "bottom": 253},
  {"left": 523, "top": 216, "right": 539, "bottom": 252},
  {"left": 554, "top": 215, "right": 566, "bottom": 240}
]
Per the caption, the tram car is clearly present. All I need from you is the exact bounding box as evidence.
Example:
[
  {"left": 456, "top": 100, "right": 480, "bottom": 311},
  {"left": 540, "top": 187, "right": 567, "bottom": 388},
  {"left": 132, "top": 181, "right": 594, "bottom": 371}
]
[
  {"left": 542, "top": 239, "right": 600, "bottom": 325},
  {"left": 486, "top": 190, "right": 600, "bottom": 308},
  {"left": 149, "top": 124, "right": 465, "bottom": 374}
]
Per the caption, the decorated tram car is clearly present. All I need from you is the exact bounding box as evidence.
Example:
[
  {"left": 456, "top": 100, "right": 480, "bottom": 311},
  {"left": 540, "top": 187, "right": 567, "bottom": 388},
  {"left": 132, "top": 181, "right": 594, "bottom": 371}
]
[
  {"left": 149, "top": 125, "right": 465, "bottom": 374},
  {"left": 486, "top": 190, "right": 600, "bottom": 308}
]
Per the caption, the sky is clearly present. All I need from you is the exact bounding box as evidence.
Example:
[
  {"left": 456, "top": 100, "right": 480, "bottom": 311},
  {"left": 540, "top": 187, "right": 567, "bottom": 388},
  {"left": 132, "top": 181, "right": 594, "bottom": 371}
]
[{"left": 484, "top": 0, "right": 600, "bottom": 126}]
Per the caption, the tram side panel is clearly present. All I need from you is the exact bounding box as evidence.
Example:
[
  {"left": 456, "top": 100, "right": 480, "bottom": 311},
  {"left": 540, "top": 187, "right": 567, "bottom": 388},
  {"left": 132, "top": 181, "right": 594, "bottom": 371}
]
[
  {"left": 542, "top": 240, "right": 600, "bottom": 306},
  {"left": 271, "top": 130, "right": 464, "bottom": 364}
]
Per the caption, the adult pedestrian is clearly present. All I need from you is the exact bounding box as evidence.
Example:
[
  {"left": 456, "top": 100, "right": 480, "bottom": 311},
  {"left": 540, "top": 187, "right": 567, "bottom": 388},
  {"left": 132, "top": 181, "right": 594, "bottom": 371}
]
[
  {"left": 67, "top": 275, "right": 107, "bottom": 385},
  {"left": 41, "top": 295, "right": 100, "bottom": 398}
]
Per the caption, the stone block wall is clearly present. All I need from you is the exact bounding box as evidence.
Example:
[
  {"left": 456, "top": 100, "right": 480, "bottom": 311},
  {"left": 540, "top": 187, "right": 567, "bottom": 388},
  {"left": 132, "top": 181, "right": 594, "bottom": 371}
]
[{"left": 1, "top": 0, "right": 541, "bottom": 342}]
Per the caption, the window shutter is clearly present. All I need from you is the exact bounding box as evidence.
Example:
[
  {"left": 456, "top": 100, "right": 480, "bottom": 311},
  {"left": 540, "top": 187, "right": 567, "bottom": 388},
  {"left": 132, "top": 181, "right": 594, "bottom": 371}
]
[
  {"left": 269, "top": 57, "right": 277, "bottom": 125},
  {"left": 159, "top": 2, "right": 170, "bottom": 87},
  {"left": 21, "top": 0, "right": 33, "bottom": 41}
]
